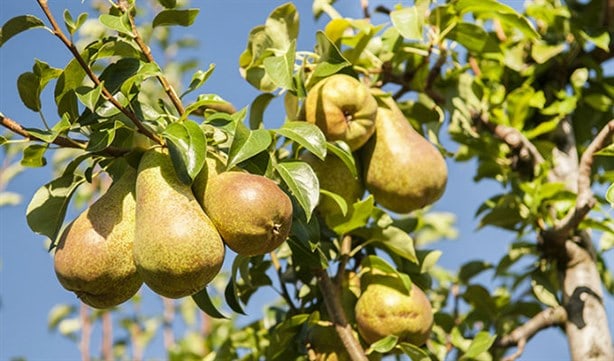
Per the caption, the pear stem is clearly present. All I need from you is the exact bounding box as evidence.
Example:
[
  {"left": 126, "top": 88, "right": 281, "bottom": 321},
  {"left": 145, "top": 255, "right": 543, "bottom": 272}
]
[{"left": 316, "top": 269, "right": 368, "bottom": 361}]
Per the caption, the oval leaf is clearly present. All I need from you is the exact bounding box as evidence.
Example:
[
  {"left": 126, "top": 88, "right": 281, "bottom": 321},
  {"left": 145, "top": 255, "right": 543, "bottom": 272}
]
[
  {"left": 275, "top": 161, "right": 319, "bottom": 221},
  {"left": 0, "top": 15, "right": 47, "bottom": 47},
  {"left": 153, "top": 9, "right": 200, "bottom": 28},
  {"left": 228, "top": 125, "right": 273, "bottom": 170},
  {"left": 192, "top": 287, "right": 227, "bottom": 319},
  {"left": 162, "top": 120, "right": 207, "bottom": 184},
  {"left": 275, "top": 121, "right": 327, "bottom": 160}
]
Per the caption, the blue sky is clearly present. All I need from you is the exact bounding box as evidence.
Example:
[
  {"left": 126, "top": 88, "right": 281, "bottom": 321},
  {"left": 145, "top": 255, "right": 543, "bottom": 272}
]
[{"left": 0, "top": 1, "right": 610, "bottom": 360}]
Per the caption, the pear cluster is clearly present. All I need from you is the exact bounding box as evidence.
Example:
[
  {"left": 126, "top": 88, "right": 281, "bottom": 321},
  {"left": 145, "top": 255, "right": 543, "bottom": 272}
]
[
  {"left": 54, "top": 147, "right": 293, "bottom": 308},
  {"left": 304, "top": 74, "right": 448, "bottom": 215}
]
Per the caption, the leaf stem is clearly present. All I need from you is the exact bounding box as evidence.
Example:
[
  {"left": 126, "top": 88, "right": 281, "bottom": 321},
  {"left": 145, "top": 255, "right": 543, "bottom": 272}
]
[
  {"left": 270, "top": 251, "right": 299, "bottom": 312},
  {"left": 36, "top": 0, "right": 163, "bottom": 145}
]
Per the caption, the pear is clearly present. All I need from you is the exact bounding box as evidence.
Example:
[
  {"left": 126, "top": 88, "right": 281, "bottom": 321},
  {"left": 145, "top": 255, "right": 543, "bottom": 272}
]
[
  {"left": 300, "top": 151, "right": 364, "bottom": 220},
  {"left": 305, "top": 74, "right": 378, "bottom": 151},
  {"left": 192, "top": 150, "right": 228, "bottom": 207},
  {"left": 54, "top": 167, "right": 142, "bottom": 309},
  {"left": 355, "top": 282, "right": 433, "bottom": 346},
  {"left": 134, "top": 148, "right": 225, "bottom": 298},
  {"left": 361, "top": 94, "right": 447, "bottom": 213},
  {"left": 204, "top": 172, "right": 293, "bottom": 256}
]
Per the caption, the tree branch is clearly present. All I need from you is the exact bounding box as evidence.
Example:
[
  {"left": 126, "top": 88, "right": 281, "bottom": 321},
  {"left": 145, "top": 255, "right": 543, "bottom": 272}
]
[
  {"left": 496, "top": 306, "right": 567, "bottom": 361},
  {"left": 550, "top": 119, "right": 614, "bottom": 239},
  {"left": 316, "top": 269, "right": 368, "bottom": 361},
  {"left": 119, "top": 0, "right": 185, "bottom": 116},
  {"left": 1, "top": 115, "right": 129, "bottom": 157},
  {"left": 472, "top": 112, "right": 550, "bottom": 178},
  {"left": 36, "top": 0, "right": 163, "bottom": 145}
]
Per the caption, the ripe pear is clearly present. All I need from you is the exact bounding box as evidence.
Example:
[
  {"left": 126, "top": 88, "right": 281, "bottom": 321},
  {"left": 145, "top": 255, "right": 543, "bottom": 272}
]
[
  {"left": 361, "top": 94, "right": 447, "bottom": 213},
  {"left": 204, "top": 172, "right": 293, "bottom": 256},
  {"left": 305, "top": 74, "right": 378, "bottom": 151},
  {"left": 54, "top": 167, "right": 142, "bottom": 309},
  {"left": 300, "top": 151, "right": 364, "bottom": 219},
  {"left": 192, "top": 150, "right": 228, "bottom": 207},
  {"left": 134, "top": 148, "right": 225, "bottom": 298},
  {"left": 355, "top": 282, "right": 433, "bottom": 346}
]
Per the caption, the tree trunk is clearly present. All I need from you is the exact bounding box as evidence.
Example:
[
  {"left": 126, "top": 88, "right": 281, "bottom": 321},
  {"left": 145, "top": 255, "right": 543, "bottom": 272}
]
[{"left": 550, "top": 120, "right": 614, "bottom": 361}]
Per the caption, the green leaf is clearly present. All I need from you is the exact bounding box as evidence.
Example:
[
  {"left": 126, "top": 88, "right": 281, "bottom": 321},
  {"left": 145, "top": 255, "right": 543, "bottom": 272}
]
[
  {"left": 86, "top": 120, "right": 125, "bottom": 152},
  {"left": 398, "top": 342, "right": 431, "bottom": 361},
  {"left": 460, "top": 331, "right": 496, "bottom": 360},
  {"left": 180, "top": 64, "right": 215, "bottom": 99},
  {"left": 319, "top": 189, "right": 348, "bottom": 216},
  {"left": 313, "top": 31, "right": 351, "bottom": 79},
  {"left": 454, "top": 0, "right": 538, "bottom": 39},
  {"left": 263, "top": 40, "right": 296, "bottom": 90},
  {"left": 99, "top": 13, "right": 132, "bottom": 36},
  {"left": 228, "top": 123, "right": 272, "bottom": 170},
  {"left": 390, "top": 6, "right": 423, "bottom": 41},
  {"left": 375, "top": 225, "right": 418, "bottom": 264},
  {"left": 153, "top": 9, "right": 200, "bottom": 28},
  {"left": 0, "top": 192, "right": 22, "bottom": 207},
  {"left": 459, "top": 260, "right": 493, "bottom": 284},
  {"left": 26, "top": 173, "right": 86, "bottom": 241},
  {"left": 531, "top": 41, "right": 565, "bottom": 64},
  {"left": 192, "top": 287, "right": 227, "bottom": 319},
  {"left": 275, "top": 161, "right": 319, "bottom": 221},
  {"left": 446, "top": 22, "right": 500, "bottom": 54},
  {"left": 367, "top": 335, "right": 398, "bottom": 353},
  {"left": 249, "top": 93, "right": 275, "bottom": 130},
  {"left": 584, "top": 93, "right": 613, "bottom": 112},
  {"left": 76, "top": 83, "right": 104, "bottom": 111},
  {"left": 17, "top": 72, "right": 41, "bottom": 112},
  {"left": 162, "top": 120, "right": 207, "bottom": 184},
  {"left": 225, "top": 255, "right": 249, "bottom": 315},
  {"left": 328, "top": 195, "right": 374, "bottom": 235},
  {"left": 531, "top": 273, "right": 559, "bottom": 307},
  {"left": 157, "top": 0, "right": 177, "bottom": 9},
  {"left": 275, "top": 121, "right": 327, "bottom": 160},
  {"left": 48, "top": 304, "right": 76, "bottom": 331},
  {"left": 606, "top": 183, "right": 614, "bottom": 206},
  {"left": 326, "top": 141, "right": 358, "bottom": 178},
  {"left": 24, "top": 114, "right": 71, "bottom": 143},
  {"left": 0, "top": 15, "right": 47, "bottom": 47},
  {"left": 264, "top": 2, "right": 299, "bottom": 50},
  {"left": 21, "top": 144, "right": 48, "bottom": 167}
]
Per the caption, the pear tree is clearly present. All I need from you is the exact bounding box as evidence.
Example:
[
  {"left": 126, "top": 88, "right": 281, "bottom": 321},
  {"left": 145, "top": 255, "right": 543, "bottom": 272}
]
[{"left": 1, "top": 1, "right": 613, "bottom": 361}]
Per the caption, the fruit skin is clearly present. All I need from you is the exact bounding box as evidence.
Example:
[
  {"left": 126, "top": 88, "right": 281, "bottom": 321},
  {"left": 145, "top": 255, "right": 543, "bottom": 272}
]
[
  {"left": 204, "top": 172, "right": 293, "bottom": 256},
  {"left": 355, "top": 282, "right": 433, "bottom": 346},
  {"left": 134, "top": 148, "right": 225, "bottom": 299},
  {"left": 305, "top": 74, "right": 378, "bottom": 151},
  {"left": 54, "top": 167, "right": 142, "bottom": 309},
  {"left": 300, "top": 151, "right": 364, "bottom": 220},
  {"left": 192, "top": 150, "right": 228, "bottom": 208},
  {"left": 361, "top": 93, "right": 447, "bottom": 213}
]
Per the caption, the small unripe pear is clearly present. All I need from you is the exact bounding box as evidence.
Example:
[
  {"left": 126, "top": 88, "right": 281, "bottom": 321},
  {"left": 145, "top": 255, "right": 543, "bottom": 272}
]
[
  {"left": 305, "top": 74, "right": 377, "bottom": 151},
  {"left": 204, "top": 172, "right": 293, "bottom": 256},
  {"left": 355, "top": 282, "right": 433, "bottom": 346}
]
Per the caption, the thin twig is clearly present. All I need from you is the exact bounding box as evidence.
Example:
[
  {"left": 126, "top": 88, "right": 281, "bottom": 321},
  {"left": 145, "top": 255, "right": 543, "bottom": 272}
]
[
  {"left": 36, "top": 0, "right": 162, "bottom": 145},
  {"left": 270, "top": 251, "right": 298, "bottom": 311},
  {"left": 335, "top": 235, "right": 353, "bottom": 286},
  {"left": 315, "top": 269, "right": 368, "bottom": 361},
  {"left": 496, "top": 306, "right": 567, "bottom": 361},
  {"left": 162, "top": 297, "right": 176, "bottom": 350},
  {"left": 79, "top": 303, "right": 92, "bottom": 361},
  {"left": 360, "top": 0, "right": 370, "bottom": 20},
  {"left": 120, "top": 0, "right": 185, "bottom": 115},
  {"left": 101, "top": 311, "right": 113, "bottom": 361},
  {"left": 0, "top": 115, "right": 129, "bottom": 157},
  {"left": 550, "top": 119, "right": 614, "bottom": 239}
]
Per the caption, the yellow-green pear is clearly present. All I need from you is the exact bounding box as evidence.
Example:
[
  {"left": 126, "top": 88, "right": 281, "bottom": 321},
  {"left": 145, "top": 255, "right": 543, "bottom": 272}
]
[
  {"left": 300, "top": 151, "right": 364, "bottom": 219},
  {"left": 305, "top": 74, "right": 378, "bottom": 151},
  {"left": 355, "top": 282, "right": 433, "bottom": 346},
  {"left": 134, "top": 148, "right": 225, "bottom": 298},
  {"left": 54, "top": 167, "right": 142, "bottom": 309},
  {"left": 361, "top": 94, "right": 447, "bottom": 213},
  {"left": 204, "top": 172, "right": 293, "bottom": 256}
]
